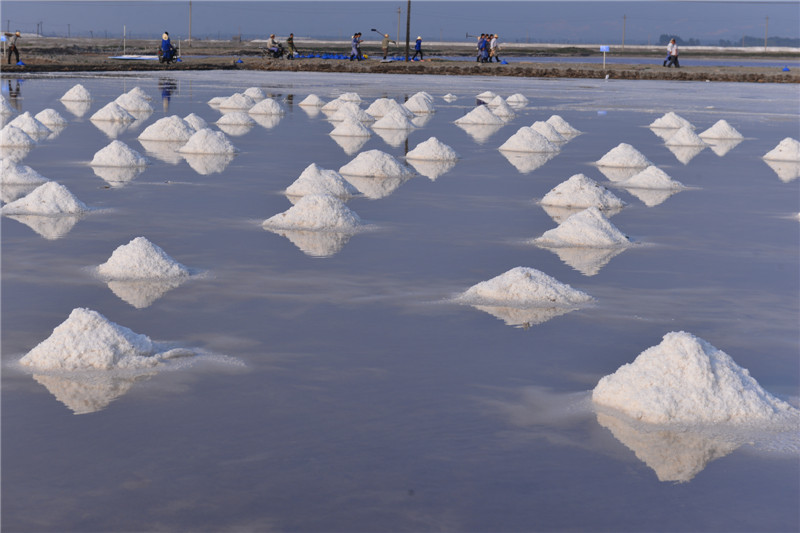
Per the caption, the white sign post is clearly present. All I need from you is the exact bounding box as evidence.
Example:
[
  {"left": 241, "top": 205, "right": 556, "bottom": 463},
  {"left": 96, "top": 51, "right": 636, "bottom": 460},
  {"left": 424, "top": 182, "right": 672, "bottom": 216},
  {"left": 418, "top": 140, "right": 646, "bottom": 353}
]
[{"left": 600, "top": 45, "right": 610, "bottom": 68}]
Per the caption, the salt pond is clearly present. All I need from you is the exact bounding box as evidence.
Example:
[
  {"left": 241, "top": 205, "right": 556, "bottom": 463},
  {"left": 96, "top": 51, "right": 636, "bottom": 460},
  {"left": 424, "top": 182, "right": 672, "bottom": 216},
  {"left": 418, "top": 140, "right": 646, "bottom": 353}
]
[{"left": 2, "top": 70, "right": 798, "bottom": 532}]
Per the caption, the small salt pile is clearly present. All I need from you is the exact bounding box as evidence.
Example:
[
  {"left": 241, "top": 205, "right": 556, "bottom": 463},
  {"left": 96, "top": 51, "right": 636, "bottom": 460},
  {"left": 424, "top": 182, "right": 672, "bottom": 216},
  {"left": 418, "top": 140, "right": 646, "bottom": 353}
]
[
  {"left": 2, "top": 182, "right": 88, "bottom": 215},
  {"left": 183, "top": 113, "right": 208, "bottom": 131},
  {"left": 19, "top": 308, "right": 157, "bottom": 371},
  {"left": 498, "top": 127, "right": 559, "bottom": 153},
  {"left": 0, "top": 95, "right": 14, "bottom": 114},
  {"left": 698, "top": 120, "right": 743, "bottom": 140},
  {"left": 763, "top": 138, "right": 800, "bottom": 161},
  {"left": 177, "top": 129, "right": 238, "bottom": 154},
  {"left": 96, "top": 236, "right": 190, "bottom": 279},
  {"left": 365, "top": 98, "right": 414, "bottom": 118},
  {"left": 456, "top": 266, "right": 593, "bottom": 307},
  {"left": 487, "top": 96, "right": 515, "bottom": 119},
  {"left": 90, "top": 102, "right": 135, "bottom": 122},
  {"left": 321, "top": 97, "right": 347, "bottom": 112},
  {"left": 533, "top": 207, "right": 632, "bottom": 248},
  {"left": 372, "top": 110, "right": 416, "bottom": 130},
  {"left": 337, "top": 92, "right": 362, "bottom": 103},
  {"left": 339, "top": 149, "right": 413, "bottom": 178},
  {"left": 216, "top": 111, "right": 256, "bottom": 126},
  {"left": 330, "top": 118, "right": 371, "bottom": 137},
  {"left": 263, "top": 194, "right": 363, "bottom": 231},
  {"left": 546, "top": 115, "right": 581, "bottom": 135},
  {"left": 243, "top": 87, "right": 266, "bottom": 101},
  {"left": 126, "top": 86, "right": 151, "bottom": 101},
  {"left": 8, "top": 112, "right": 52, "bottom": 139},
  {"left": 664, "top": 126, "right": 708, "bottom": 147},
  {"left": 218, "top": 93, "right": 256, "bottom": 110},
  {"left": 207, "top": 96, "right": 227, "bottom": 107},
  {"left": 442, "top": 93, "right": 458, "bottom": 102},
  {"left": 476, "top": 90, "right": 499, "bottom": 102},
  {"left": 299, "top": 94, "right": 326, "bottom": 107},
  {"left": 404, "top": 95, "right": 436, "bottom": 114},
  {"left": 248, "top": 98, "right": 285, "bottom": 115},
  {"left": 596, "top": 143, "right": 653, "bottom": 167},
  {"left": 531, "top": 121, "right": 566, "bottom": 143},
  {"left": 506, "top": 93, "right": 529, "bottom": 106},
  {"left": 540, "top": 174, "right": 626, "bottom": 209},
  {"left": 455, "top": 106, "right": 504, "bottom": 125},
  {"left": 91, "top": 140, "right": 147, "bottom": 168},
  {"left": 406, "top": 137, "right": 458, "bottom": 161},
  {"left": 411, "top": 91, "right": 434, "bottom": 103},
  {"left": 285, "top": 163, "right": 358, "bottom": 199},
  {"left": 329, "top": 102, "right": 373, "bottom": 123},
  {"left": 649, "top": 111, "right": 694, "bottom": 129},
  {"left": 0, "top": 124, "right": 36, "bottom": 147},
  {"left": 34, "top": 109, "right": 68, "bottom": 128},
  {"left": 138, "top": 116, "right": 195, "bottom": 142},
  {"left": 0, "top": 159, "right": 48, "bottom": 185},
  {"left": 618, "top": 166, "right": 685, "bottom": 190},
  {"left": 114, "top": 92, "right": 154, "bottom": 113},
  {"left": 60, "top": 84, "right": 92, "bottom": 102},
  {"left": 592, "top": 331, "right": 798, "bottom": 425}
]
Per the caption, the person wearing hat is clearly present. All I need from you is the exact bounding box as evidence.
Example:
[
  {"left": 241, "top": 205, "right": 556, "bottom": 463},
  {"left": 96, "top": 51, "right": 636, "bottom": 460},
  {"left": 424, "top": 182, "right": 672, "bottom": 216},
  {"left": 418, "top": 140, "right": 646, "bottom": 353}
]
[
  {"left": 412, "top": 35, "right": 423, "bottom": 61},
  {"left": 381, "top": 33, "right": 395, "bottom": 60},
  {"left": 489, "top": 33, "right": 501, "bottom": 63},
  {"left": 5, "top": 30, "right": 21, "bottom": 65}
]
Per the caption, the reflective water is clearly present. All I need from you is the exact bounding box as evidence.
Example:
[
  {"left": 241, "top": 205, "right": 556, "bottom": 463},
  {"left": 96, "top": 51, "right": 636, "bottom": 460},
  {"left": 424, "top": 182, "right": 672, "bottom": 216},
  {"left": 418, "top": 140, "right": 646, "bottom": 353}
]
[{"left": 2, "top": 71, "right": 798, "bottom": 532}]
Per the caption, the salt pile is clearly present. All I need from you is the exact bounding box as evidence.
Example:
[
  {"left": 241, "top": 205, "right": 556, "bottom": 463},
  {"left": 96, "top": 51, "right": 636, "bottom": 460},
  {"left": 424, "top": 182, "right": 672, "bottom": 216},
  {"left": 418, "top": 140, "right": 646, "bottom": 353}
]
[
  {"left": 263, "top": 194, "right": 363, "bottom": 231},
  {"left": 0, "top": 125, "right": 36, "bottom": 147},
  {"left": 126, "top": 86, "right": 151, "bottom": 101},
  {"left": 763, "top": 137, "right": 800, "bottom": 161},
  {"left": 531, "top": 121, "right": 566, "bottom": 143},
  {"left": 337, "top": 92, "right": 362, "bottom": 103},
  {"left": 592, "top": 331, "right": 798, "bottom": 425},
  {"left": 321, "top": 97, "right": 347, "bottom": 112},
  {"left": 406, "top": 137, "right": 459, "bottom": 161},
  {"left": 96, "top": 236, "right": 190, "bottom": 279},
  {"left": 487, "top": 96, "right": 516, "bottom": 119},
  {"left": 372, "top": 110, "right": 416, "bottom": 130},
  {"left": 411, "top": 91, "right": 434, "bottom": 102},
  {"left": 649, "top": 112, "right": 694, "bottom": 129},
  {"left": 664, "top": 126, "right": 708, "bottom": 147},
  {"left": 114, "top": 92, "right": 154, "bottom": 113},
  {"left": 285, "top": 163, "right": 359, "bottom": 199},
  {"left": 0, "top": 159, "right": 47, "bottom": 186},
  {"left": 365, "top": 98, "right": 414, "bottom": 118},
  {"left": 699, "top": 120, "right": 743, "bottom": 140},
  {"left": 329, "top": 102, "right": 373, "bottom": 123},
  {"left": 243, "top": 87, "right": 266, "bottom": 101},
  {"left": 618, "top": 166, "right": 685, "bottom": 190},
  {"left": 0, "top": 95, "right": 14, "bottom": 114},
  {"left": 533, "top": 207, "right": 632, "bottom": 248},
  {"left": 596, "top": 143, "right": 653, "bottom": 167},
  {"left": 207, "top": 96, "right": 226, "bottom": 107},
  {"left": 138, "top": 116, "right": 195, "bottom": 142},
  {"left": 183, "top": 113, "right": 208, "bottom": 131},
  {"left": 2, "top": 181, "right": 88, "bottom": 215},
  {"left": 177, "top": 129, "right": 238, "bottom": 154},
  {"left": 91, "top": 140, "right": 147, "bottom": 167},
  {"left": 476, "top": 90, "right": 499, "bottom": 102},
  {"left": 34, "top": 109, "right": 68, "bottom": 128},
  {"left": 60, "top": 84, "right": 92, "bottom": 102},
  {"left": 506, "top": 93, "right": 529, "bottom": 106},
  {"left": 546, "top": 115, "right": 581, "bottom": 135},
  {"left": 90, "top": 102, "right": 135, "bottom": 122},
  {"left": 499, "top": 127, "right": 559, "bottom": 153},
  {"left": 540, "top": 174, "right": 626, "bottom": 209},
  {"left": 8, "top": 112, "right": 52, "bottom": 138},
  {"left": 404, "top": 95, "right": 436, "bottom": 114},
  {"left": 298, "top": 94, "right": 325, "bottom": 107},
  {"left": 442, "top": 93, "right": 458, "bottom": 102},
  {"left": 248, "top": 98, "right": 285, "bottom": 115},
  {"left": 455, "top": 106, "right": 505, "bottom": 125},
  {"left": 330, "top": 118, "right": 371, "bottom": 137},
  {"left": 339, "top": 149, "right": 413, "bottom": 178},
  {"left": 456, "top": 266, "right": 593, "bottom": 307},
  {"left": 218, "top": 93, "right": 256, "bottom": 110},
  {"left": 216, "top": 112, "right": 256, "bottom": 126}
]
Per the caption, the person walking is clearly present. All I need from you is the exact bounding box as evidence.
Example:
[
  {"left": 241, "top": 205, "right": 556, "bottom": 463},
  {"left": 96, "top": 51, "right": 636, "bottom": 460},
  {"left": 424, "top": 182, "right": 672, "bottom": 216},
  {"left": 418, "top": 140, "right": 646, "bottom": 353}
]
[
  {"left": 5, "top": 30, "right": 20, "bottom": 65},
  {"left": 381, "top": 33, "right": 394, "bottom": 60},
  {"left": 350, "top": 32, "right": 363, "bottom": 61},
  {"left": 476, "top": 33, "right": 484, "bottom": 62},
  {"left": 490, "top": 33, "right": 501, "bottom": 63},
  {"left": 412, "top": 36, "right": 423, "bottom": 61},
  {"left": 286, "top": 33, "right": 296, "bottom": 59},
  {"left": 665, "top": 38, "right": 679, "bottom": 68}
]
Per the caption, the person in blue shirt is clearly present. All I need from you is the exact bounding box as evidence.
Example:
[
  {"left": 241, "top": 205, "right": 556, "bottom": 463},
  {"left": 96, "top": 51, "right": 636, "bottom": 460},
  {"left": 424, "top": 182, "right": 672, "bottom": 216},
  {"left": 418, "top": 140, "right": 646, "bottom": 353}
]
[
  {"left": 412, "top": 36, "right": 423, "bottom": 61},
  {"left": 160, "top": 31, "right": 176, "bottom": 62}
]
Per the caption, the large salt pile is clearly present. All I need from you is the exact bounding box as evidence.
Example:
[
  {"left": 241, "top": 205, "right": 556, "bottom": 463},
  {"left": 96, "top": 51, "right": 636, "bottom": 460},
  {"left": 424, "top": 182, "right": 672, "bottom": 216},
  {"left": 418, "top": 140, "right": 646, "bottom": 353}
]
[
  {"left": 330, "top": 118, "right": 371, "bottom": 137},
  {"left": 506, "top": 93, "right": 529, "bottom": 106},
  {"left": 0, "top": 124, "right": 36, "bottom": 147},
  {"left": 476, "top": 91, "right": 499, "bottom": 103},
  {"left": 34, "top": 109, "right": 68, "bottom": 128},
  {"left": 499, "top": 127, "right": 559, "bottom": 153},
  {"left": 183, "top": 113, "right": 208, "bottom": 131},
  {"left": 546, "top": 115, "right": 581, "bottom": 135},
  {"left": 60, "top": 84, "right": 92, "bottom": 101},
  {"left": 406, "top": 137, "right": 459, "bottom": 161},
  {"left": 96, "top": 236, "right": 190, "bottom": 279},
  {"left": 596, "top": 143, "right": 653, "bottom": 167},
  {"left": 114, "top": 92, "right": 154, "bottom": 113},
  {"left": 207, "top": 96, "right": 227, "bottom": 107},
  {"left": 177, "top": 129, "right": 238, "bottom": 154},
  {"left": 533, "top": 207, "right": 632, "bottom": 248},
  {"left": 218, "top": 93, "right": 256, "bottom": 110},
  {"left": 698, "top": 120, "right": 743, "bottom": 140},
  {"left": 487, "top": 96, "right": 516, "bottom": 119},
  {"left": 248, "top": 98, "right": 285, "bottom": 115},
  {"left": 664, "top": 126, "right": 708, "bottom": 147},
  {"left": 90, "top": 102, "right": 135, "bottom": 122},
  {"left": 138, "top": 116, "right": 195, "bottom": 142},
  {"left": 0, "top": 159, "right": 47, "bottom": 186},
  {"left": 329, "top": 103, "right": 373, "bottom": 123},
  {"left": 531, "top": 121, "right": 566, "bottom": 143},
  {"left": 0, "top": 95, "right": 14, "bottom": 114},
  {"left": 126, "top": 86, "right": 151, "bottom": 101},
  {"left": 2, "top": 181, "right": 88, "bottom": 215},
  {"left": 285, "top": 163, "right": 359, "bottom": 199},
  {"left": 592, "top": 331, "right": 798, "bottom": 425},
  {"left": 455, "top": 106, "right": 505, "bottom": 126},
  {"left": 540, "top": 174, "right": 627, "bottom": 210},
  {"left": 8, "top": 112, "right": 52, "bottom": 139},
  {"left": 91, "top": 140, "right": 147, "bottom": 167},
  {"left": 216, "top": 111, "right": 256, "bottom": 126},
  {"left": 456, "top": 266, "right": 593, "bottom": 307},
  {"left": 263, "top": 194, "right": 363, "bottom": 231},
  {"left": 763, "top": 138, "right": 800, "bottom": 161},
  {"left": 243, "top": 87, "right": 266, "bottom": 101},
  {"left": 298, "top": 94, "right": 325, "bottom": 107},
  {"left": 618, "top": 166, "right": 686, "bottom": 190},
  {"left": 339, "top": 149, "right": 413, "bottom": 178},
  {"left": 372, "top": 110, "right": 416, "bottom": 130},
  {"left": 366, "top": 98, "right": 414, "bottom": 118},
  {"left": 321, "top": 97, "right": 347, "bottom": 112},
  {"left": 649, "top": 112, "right": 694, "bottom": 130},
  {"left": 404, "top": 95, "right": 436, "bottom": 114}
]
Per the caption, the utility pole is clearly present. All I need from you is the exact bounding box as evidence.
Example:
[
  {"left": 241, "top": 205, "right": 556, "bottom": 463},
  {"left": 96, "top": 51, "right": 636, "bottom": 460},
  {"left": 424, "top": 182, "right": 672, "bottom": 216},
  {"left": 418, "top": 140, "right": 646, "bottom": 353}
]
[
  {"left": 622, "top": 14, "right": 626, "bottom": 49},
  {"left": 764, "top": 16, "right": 768, "bottom": 51},
  {"left": 397, "top": 6, "right": 401, "bottom": 44},
  {"left": 404, "top": 0, "right": 410, "bottom": 61},
  {"left": 68, "top": 24, "right": 70, "bottom": 38},
  {"left": 188, "top": 0, "right": 192, "bottom": 47}
]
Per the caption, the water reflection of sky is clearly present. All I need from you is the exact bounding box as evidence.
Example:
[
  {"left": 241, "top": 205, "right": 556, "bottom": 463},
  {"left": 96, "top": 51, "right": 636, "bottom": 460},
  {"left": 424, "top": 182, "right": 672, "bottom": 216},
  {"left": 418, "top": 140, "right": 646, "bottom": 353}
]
[{"left": 2, "top": 71, "right": 798, "bottom": 532}]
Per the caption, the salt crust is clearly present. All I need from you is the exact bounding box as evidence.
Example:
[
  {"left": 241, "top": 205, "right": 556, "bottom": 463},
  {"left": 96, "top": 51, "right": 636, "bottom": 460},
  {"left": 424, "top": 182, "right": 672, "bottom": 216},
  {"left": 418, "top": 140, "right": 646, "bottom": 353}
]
[
  {"left": 339, "top": 149, "right": 413, "bottom": 178},
  {"left": 531, "top": 121, "right": 566, "bottom": 143},
  {"left": 618, "top": 165, "right": 685, "bottom": 190},
  {"left": 404, "top": 95, "right": 436, "bottom": 114},
  {"left": 8, "top": 112, "right": 52, "bottom": 137},
  {"left": 243, "top": 87, "right": 266, "bottom": 101},
  {"left": 592, "top": 331, "right": 798, "bottom": 425},
  {"left": 489, "top": 97, "right": 516, "bottom": 119},
  {"left": 263, "top": 194, "right": 363, "bottom": 231},
  {"left": 329, "top": 103, "right": 373, "bottom": 123},
  {"left": 216, "top": 112, "right": 256, "bottom": 126},
  {"left": 60, "top": 84, "right": 92, "bottom": 102},
  {"left": 0, "top": 125, "right": 36, "bottom": 147},
  {"left": 218, "top": 93, "right": 256, "bottom": 110},
  {"left": 546, "top": 115, "right": 581, "bottom": 135},
  {"left": 533, "top": 207, "right": 631, "bottom": 248},
  {"left": 540, "top": 174, "right": 626, "bottom": 209},
  {"left": 183, "top": 113, "right": 208, "bottom": 131},
  {"left": 34, "top": 109, "right": 68, "bottom": 127},
  {"left": 699, "top": 120, "right": 743, "bottom": 140},
  {"left": 506, "top": 93, "right": 529, "bottom": 105},
  {"left": 330, "top": 118, "right": 371, "bottom": 137},
  {"left": 455, "top": 105, "right": 504, "bottom": 125},
  {"left": 596, "top": 143, "right": 653, "bottom": 167},
  {"left": 763, "top": 137, "right": 800, "bottom": 162},
  {"left": 96, "top": 236, "right": 190, "bottom": 280},
  {"left": 0, "top": 159, "right": 47, "bottom": 185},
  {"left": 2, "top": 181, "right": 88, "bottom": 215},
  {"left": 248, "top": 98, "right": 285, "bottom": 115},
  {"left": 91, "top": 140, "right": 147, "bottom": 167},
  {"left": 114, "top": 92, "right": 154, "bottom": 113},
  {"left": 365, "top": 98, "right": 414, "bottom": 118},
  {"left": 499, "top": 127, "right": 559, "bottom": 153},
  {"left": 650, "top": 111, "right": 694, "bottom": 129},
  {"left": 285, "top": 163, "right": 359, "bottom": 198},
  {"left": 177, "top": 128, "right": 238, "bottom": 154},
  {"left": 90, "top": 102, "right": 135, "bottom": 122},
  {"left": 298, "top": 94, "right": 325, "bottom": 107},
  {"left": 372, "top": 110, "right": 416, "bottom": 130},
  {"left": 406, "top": 137, "right": 459, "bottom": 161},
  {"left": 457, "top": 266, "right": 593, "bottom": 307},
  {"left": 665, "top": 126, "right": 708, "bottom": 147},
  {"left": 138, "top": 116, "right": 195, "bottom": 142}
]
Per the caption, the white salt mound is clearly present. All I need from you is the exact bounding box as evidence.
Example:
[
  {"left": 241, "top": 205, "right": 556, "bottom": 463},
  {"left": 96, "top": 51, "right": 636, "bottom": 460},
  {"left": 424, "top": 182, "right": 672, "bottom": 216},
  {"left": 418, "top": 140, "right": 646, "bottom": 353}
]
[
  {"left": 365, "top": 98, "right": 414, "bottom": 118},
  {"left": 541, "top": 174, "right": 626, "bottom": 209},
  {"left": 91, "top": 140, "right": 147, "bottom": 167},
  {"left": 489, "top": 98, "right": 516, "bottom": 119},
  {"left": 531, "top": 121, "right": 566, "bottom": 143},
  {"left": 618, "top": 165, "right": 685, "bottom": 190},
  {"left": 126, "top": 86, "right": 152, "bottom": 101},
  {"left": 19, "top": 308, "right": 156, "bottom": 371},
  {"left": 410, "top": 91, "right": 434, "bottom": 103},
  {"left": 218, "top": 93, "right": 256, "bottom": 110},
  {"left": 763, "top": 138, "right": 800, "bottom": 162},
  {"left": 263, "top": 194, "right": 363, "bottom": 231},
  {"left": 0, "top": 125, "right": 36, "bottom": 147},
  {"left": 243, "top": 87, "right": 266, "bottom": 101},
  {"left": 330, "top": 103, "right": 373, "bottom": 123},
  {"left": 534, "top": 207, "right": 631, "bottom": 247},
  {"left": 138, "top": 116, "right": 195, "bottom": 142},
  {"left": 207, "top": 96, "right": 226, "bottom": 107},
  {"left": 458, "top": 266, "right": 593, "bottom": 306},
  {"left": 597, "top": 143, "right": 653, "bottom": 167},
  {"left": 114, "top": 92, "right": 154, "bottom": 113},
  {"left": 476, "top": 90, "right": 499, "bottom": 102},
  {"left": 60, "top": 84, "right": 92, "bottom": 102},
  {"left": 372, "top": 110, "right": 416, "bottom": 130},
  {"left": 506, "top": 93, "right": 529, "bottom": 105},
  {"left": 216, "top": 111, "right": 255, "bottom": 126},
  {"left": 337, "top": 92, "right": 361, "bottom": 103},
  {"left": 0, "top": 96, "right": 14, "bottom": 114},
  {"left": 97, "top": 236, "right": 189, "bottom": 279},
  {"left": 455, "top": 105, "right": 504, "bottom": 125},
  {"left": 90, "top": 102, "right": 135, "bottom": 122},
  {"left": 443, "top": 93, "right": 458, "bottom": 102},
  {"left": 34, "top": 109, "right": 68, "bottom": 127},
  {"left": 406, "top": 137, "right": 459, "bottom": 161},
  {"left": 499, "top": 127, "right": 559, "bottom": 153},
  {"left": 285, "top": 163, "right": 358, "bottom": 198},
  {"left": 0, "top": 159, "right": 47, "bottom": 186},
  {"left": 183, "top": 113, "right": 208, "bottom": 131},
  {"left": 177, "top": 129, "right": 238, "bottom": 154},
  {"left": 330, "top": 118, "right": 371, "bottom": 137},
  {"left": 2, "top": 181, "right": 88, "bottom": 215},
  {"left": 665, "top": 126, "right": 708, "bottom": 147},
  {"left": 592, "top": 331, "right": 798, "bottom": 425},
  {"left": 546, "top": 115, "right": 581, "bottom": 135},
  {"left": 8, "top": 112, "right": 52, "bottom": 137},
  {"left": 321, "top": 97, "right": 346, "bottom": 112},
  {"left": 404, "top": 95, "right": 436, "bottom": 114},
  {"left": 699, "top": 120, "right": 743, "bottom": 140},
  {"left": 248, "top": 98, "right": 285, "bottom": 115},
  {"left": 299, "top": 94, "right": 325, "bottom": 107},
  {"left": 650, "top": 112, "right": 694, "bottom": 129},
  {"left": 339, "top": 149, "right": 413, "bottom": 178}
]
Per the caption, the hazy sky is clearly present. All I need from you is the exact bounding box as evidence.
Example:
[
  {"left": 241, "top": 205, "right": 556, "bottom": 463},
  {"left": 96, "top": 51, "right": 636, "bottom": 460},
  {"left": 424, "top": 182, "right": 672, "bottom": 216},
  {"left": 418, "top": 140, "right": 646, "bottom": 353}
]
[{"left": 2, "top": 1, "right": 799, "bottom": 44}]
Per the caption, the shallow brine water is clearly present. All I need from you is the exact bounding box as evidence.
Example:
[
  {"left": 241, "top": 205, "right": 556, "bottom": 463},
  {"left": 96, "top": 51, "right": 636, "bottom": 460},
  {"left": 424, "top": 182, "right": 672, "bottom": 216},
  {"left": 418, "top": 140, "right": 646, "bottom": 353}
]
[{"left": 2, "top": 71, "right": 798, "bottom": 532}]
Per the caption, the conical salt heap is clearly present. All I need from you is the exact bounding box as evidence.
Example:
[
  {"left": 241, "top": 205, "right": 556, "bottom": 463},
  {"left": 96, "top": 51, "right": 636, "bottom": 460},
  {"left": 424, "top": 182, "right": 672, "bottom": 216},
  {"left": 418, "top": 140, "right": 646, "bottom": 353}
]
[
  {"left": 8, "top": 112, "right": 52, "bottom": 138},
  {"left": 218, "top": 93, "right": 256, "bottom": 110},
  {"left": 499, "top": 127, "right": 559, "bottom": 153},
  {"left": 456, "top": 266, "right": 593, "bottom": 307},
  {"left": 0, "top": 125, "right": 35, "bottom": 147},
  {"left": 34, "top": 109, "right": 68, "bottom": 128},
  {"left": 649, "top": 112, "right": 694, "bottom": 129},
  {"left": 183, "top": 113, "right": 208, "bottom": 131},
  {"left": 596, "top": 143, "right": 653, "bottom": 167},
  {"left": 339, "top": 149, "right": 413, "bottom": 178},
  {"left": 330, "top": 118, "right": 371, "bottom": 137},
  {"left": 540, "top": 174, "right": 626, "bottom": 209},
  {"left": 60, "top": 84, "right": 92, "bottom": 102},
  {"left": 1, "top": 181, "right": 88, "bottom": 215},
  {"left": 138, "top": 116, "right": 195, "bottom": 142},
  {"left": 531, "top": 121, "right": 566, "bottom": 143},
  {"left": 455, "top": 106, "right": 504, "bottom": 125},
  {"left": 0, "top": 159, "right": 48, "bottom": 185},
  {"left": 763, "top": 138, "right": 800, "bottom": 161},
  {"left": 506, "top": 93, "right": 529, "bottom": 106},
  {"left": 96, "top": 236, "right": 190, "bottom": 279},
  {"left": 406, "top": 137, "right": 459, "bottom": 161},
  {"left": 546, "top": 115, "right": 581, "bottom": 135},
  {"left": 90, "top": 102, "right": 135, "bottom": 122},
  {"left": 91, "top": 140, "right": 147, "bottom": 167},
  {"left": 243, "top": 87, "right": 266, "bottom": 101},
  {"left": 618, "top": 166, "right": 685, "bottom": 190},
  {"left": 533, "top": 207, "right": 632, "bottom": 248},
  {"left": 114, "top": 92, "right": 154, "bottom": 113},
  {"left": 298, "top": 94, "right": 325, "bottom": 107},
  {"left": 285, "top": 163, "right": 359, "bottom": 198},
  {"left": 372, "top": 110, "right": 416, "bottom": 130},
  {"left": 488, "top": 96, "right": 516, "bottom": 119},
  {"left": 665, "top": 126, "right": 708, "bottom": 147},
  {"left": 248, "top": 98, "right": 285, "bottom": 115},
  {"left": 366, "top": 98, "right": 414, "bottom": 118},
  {"left": 177, "top": 129, "right": 238, "bottom": 154},
  {"left": 699, "top": 120, "right": 743, "bottom": 140},
  {"left": 404, "top": 95, "right": 436, "bottom": 114},
  {"left": 263, "top": 194, "right": 363, "bottom": 231}
]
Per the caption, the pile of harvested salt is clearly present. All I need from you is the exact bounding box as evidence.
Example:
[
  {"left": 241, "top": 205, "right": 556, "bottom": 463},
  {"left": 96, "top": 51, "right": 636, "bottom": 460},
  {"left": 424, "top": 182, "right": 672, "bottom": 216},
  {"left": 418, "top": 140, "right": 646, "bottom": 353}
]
[
  {"left": 321, "top": 97, "right": 347, "bottom": 112},
  {"left": 126, "top": 87, "right": 151, "bottom": 101},
  {"left": 372, "top": 110, "right": 416, "bottom": 130},
  {"left": 177, "top": 129, "right": 238, "bottom": 154},
  {"left": 339, "top": 149, "right": 413, "bottom": 178},
  {"left": 533, "top": 207, "right": 632, "bottom": 248},
  {"left": 0, "top": 159, "right": 48, "bottom": 185},
  {"left": 90, "top": 102, "right": 135, "bottom": 122},
  {"left": 8, "top": 112, "right": 52, "bottom": 138},
  {"left": 618, "top": 166, "right": 685, "bottom": 190},
  {"left": 60, "top": 84, "right": 92, "bottom": 102},
  {"left": 2, "top": 181, "right": 88, "bottom": 215},
  {"left": 699, "top": 120, "right": 743, "bottom": 140},
  {"left": 218, "top": 93, "right": 255, "bottom": 110},
  {"left": 329, "top": 103, "right": 373, "bottom": 123},
  {"left": 455, "top": 105, "right": 504, "bottom": 125},
  {"left": 489, "top": 97, "right": 516, "bottom": 119},
  {"left": 330, "top": 118, "right": 371, "bottom": 137},
  {"left": 404, "top": 95, "right": 436, "bottom": 114},
  {"left": 540, "top": 174, "right": 626, "bottom": 209},
  {"left": 499, "top": 127, "right": 559, "bottom": 153},
  {"left": 114, "top": 92, "right": 154, "bottom": 113},
  {"left": 285, "top": 163, "right": 358, "bottom": 198},
  {"left": 0, "top": 96, "right": 14, "bottom": 115},
  {"left": 763, "top": 138, "right": 800, "bottom": 161},
  {"left": 531, "top": 121, "right": 566, "bottom": 143},
  {"left": 96, "top": 236, "right": 190, "bottom": 279},
  {"left": 34, "top": 109, "right": 68, "bottom": 128},
  {"left": 91, "top": 140, "right": 147, "bottom": 167},
  {"left": 596, "top": 143, "right": 653, "bottom": 167},
  {"left": 650, "top": 111, "right": 694, "bottom": 129},
  {"left": 138, "top": 116, "right": 195, "bottom": 142},
  {"left": 456, "top": 266, "right": 593, "bottom": 306},
  {"left": 406, "top": 137, "right": 459, "bottom": 161},
  {"left": 298, "top": 94, "right": 325, "bottom": 107},
  {"left": 248, "top": 98, "right": 285, "bottom": 115},
  {"left": 546, "top": 115, "right": 581, "bottom": 135},
  {"left": 506, "top": 93, "right": 529, "bottom": 106},
  {"left": 665, "top": 126, "right": 708, "bottom": 147},
  {"left": 337, "top": 92, "right": 361, "bottom": 103},
  {"left": 592, "top": 331, "right": 798, "bottom": 425},
  {"left": 216, "top": 112, "right": 256, "bottom": 126},
  {"left": 0, "top": 125, "right": 35, "bottom": 147},
  {"left": 207, "top": 96, "right": 227, "bottom": 107},
  {"left": 243, "top": 87, "right": 266, "bottom": 101},
  {"left": 365, "top": 98, "right": 414, "bottom": 118},
  {"left": 443, "top": 93, "right": 458, "bottom": 102},
  {"left": 476, "top": 90, "right": 499, "bottom": 102},
  {"left": 183, "top": 113, "right": 208, "bottom": 131},
  {"left": 263, "top": 194, "right": 363, "bottom": 231}
]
